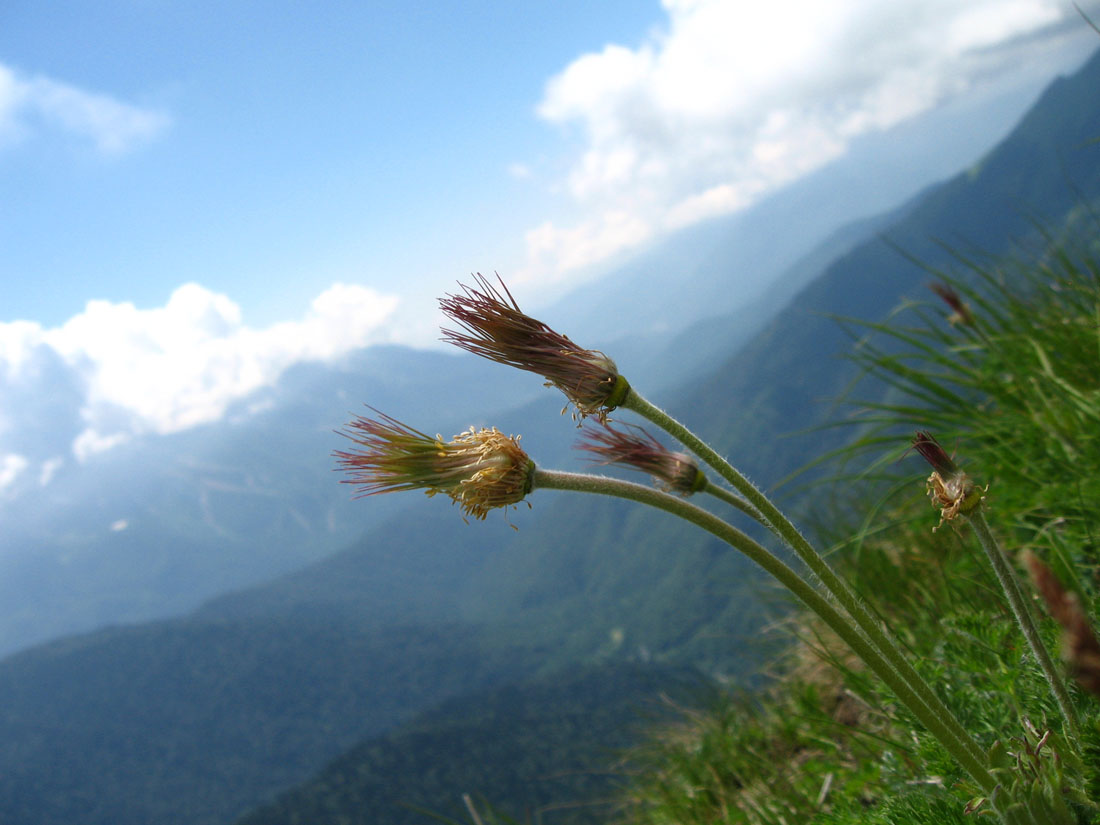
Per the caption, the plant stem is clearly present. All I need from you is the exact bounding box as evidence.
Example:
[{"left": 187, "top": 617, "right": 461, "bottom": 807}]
[
  {"left": 621, "top": 389, "right": 990, "bottom": 766},
  {"left": 969, "top": 508, "right": 1082, "bottom": 745},
  {"left": 698, "top": 477, "right": 767, "bottom": 525},
  {"left": 532, "top": 468, "right": 1001, "bottom": 800}
]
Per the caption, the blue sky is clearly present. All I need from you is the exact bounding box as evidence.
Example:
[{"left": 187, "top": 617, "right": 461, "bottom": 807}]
[
  {"left": 0, "top": 1, "right": 656, "bottom": 329},
  {"left": 1, "top": 0, "right": 1099, "bottom": 474}
]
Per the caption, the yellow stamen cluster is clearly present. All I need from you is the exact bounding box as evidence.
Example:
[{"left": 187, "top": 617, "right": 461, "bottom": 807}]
[
  {"left": 335, "top": 411, "right": 533, "bottom": 521},
  {"left": 446, "top": 427, "right": 534, "bottom": 520},
  {"left": 925, "top": 470, "right": 984, "bottom": 530}
]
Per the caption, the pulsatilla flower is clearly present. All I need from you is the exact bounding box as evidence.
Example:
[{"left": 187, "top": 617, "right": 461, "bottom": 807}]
[
  {"left": 912, "top": 431, "right": 983, "bottom": 529},
  {"left": 335, "top": 409, "right": 534, "bottom": 520},
  {"left": 1026, "top": 553, "right": 1100, "bottom": 697},
  {"left": 440, "top": 273, "right": 630, "bottom": 419},
  {"left": 929, "top": 282, "right": 976, "bottom": 327},
  {"left": 580, "top": 421, "right": 705, "bottom": 495}
]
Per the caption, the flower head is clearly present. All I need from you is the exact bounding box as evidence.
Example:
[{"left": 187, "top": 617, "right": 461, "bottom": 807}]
[
  {"left": 911, "top": 431, "right": 982, "bottom": 529},
  {"left": 335, "top": 409, "right": 534, "bottom": 520},
  {"left": 1025, "top": 552, "right": 1100, "bottom": 697},
  {"left": 579, "top": 421, "right": 705, "bottom": 495},
  {"left": 929, "top": 282, "right": 976, "bottom": 327},
  {"left": 440, "top": 273, "right": 630, "bottom": 419}
]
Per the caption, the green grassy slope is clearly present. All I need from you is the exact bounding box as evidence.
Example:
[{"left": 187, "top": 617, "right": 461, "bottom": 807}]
[{"left": 616, "top": 206, "right": 1100, "bottom": 825}]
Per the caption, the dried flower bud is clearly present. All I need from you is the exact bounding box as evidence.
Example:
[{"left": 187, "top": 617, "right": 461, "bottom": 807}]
[
  {"left": 335, "top": 409, "right": 534, "bottom": 520},
  {"left": 1025, "top": 553, "right": 1100, "bottom": 698},
  {"left": 929, "top": 282, "right": 976, "bottom": 327},
  {"left": 911, "top": 430, "right": 958, "bottom": 476},
  {"left": 579, "top": 421, "right": 705, "bottom": 496},
  {"left": 912, "top": 431, "right": 982, "bottom": 529},
  {"left": 440, "top": 273, "right": 630, "bottom": 420}
]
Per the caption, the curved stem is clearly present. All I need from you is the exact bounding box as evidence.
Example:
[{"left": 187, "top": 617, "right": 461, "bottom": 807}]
[
  {"left": 532, "top": 468, "right": 1000, "bottom": 798},
  {"left": 970, "top": 509, "right": 1081, "bottom": 745},
  {"left": 699, "top": 476, "right": 767, "bottom": 525},
  {"left": 621, "top": 388, "right": 990, "bottom": 767}
]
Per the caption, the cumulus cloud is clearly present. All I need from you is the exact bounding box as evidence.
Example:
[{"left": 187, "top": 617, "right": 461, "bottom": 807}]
[
  {"left": 0, "top": 283, "right": 399, "bottom": 460},
  {"left": 522, "top": 0, "right": 1088, "bottom": 282},
  {"left": 0, "top": 61, "right": 169, "bottom": 154}
]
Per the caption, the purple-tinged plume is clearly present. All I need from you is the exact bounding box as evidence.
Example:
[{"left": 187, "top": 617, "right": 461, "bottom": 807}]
[
  {"left": 580, "top": 421, "right": 704, "bottom": 496},
  {"left": 440, "top": 273, "right": 629, "bottom": 419}
]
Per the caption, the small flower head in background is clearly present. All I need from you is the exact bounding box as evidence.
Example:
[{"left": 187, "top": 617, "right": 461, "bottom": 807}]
[
  {"left": 580, "top": 421, "right": 705, "bottom": 496},
  {"left": 912, "top": 431, "right": 983, "bottom": 529},
  {"left": 335, "top": 408, "right": 534, "bottom": 520},
  {"left": 929, "top": 282, "right": 976, "bottom": 327},
  {"left": 440, "top": 273, "right": 629, "bottom": 420},
  {"left": 1025, "top": 552, "right": 1100, "bottom": 697}
]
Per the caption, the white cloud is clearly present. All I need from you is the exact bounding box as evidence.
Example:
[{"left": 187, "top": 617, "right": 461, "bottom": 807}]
[
  {"left": 72, "top": 430, "right": 130, "bottom": 461},
  {"left": 0, "top": 454, "right": 28, "bottom": 492},
  {"left": 0, "top": 61, "right": 169, "bottom": 154},
  {"left": 524, "top": 210, "right": 652, "bottom": 274},
  {"left": 38, "top": 457, "right": 64, "bottom": 487},
  {"left": 0, "top": 320, "right": 46, "bottom": 378},
  {"left": 0, "top": 282, "right": 400, "bottom": 460},
  {"left": 523, "top": 0, "right": 1087, "bottom": 282},
  {"left": 507, "top": 162, "right": 532, "bottom": 179}
]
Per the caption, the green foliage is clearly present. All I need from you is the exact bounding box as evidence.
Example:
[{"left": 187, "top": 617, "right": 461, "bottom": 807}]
[{"left": 616, "top": 209, "right": 1100, "bottom": 824}]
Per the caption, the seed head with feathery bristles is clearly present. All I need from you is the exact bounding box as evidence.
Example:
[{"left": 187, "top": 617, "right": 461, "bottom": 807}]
[
  {"left": 440, "top": 273, "right": 630, "bottom": 420},
  {"left": 334, "top": 408, "right": 534, "bottom": 520},
  {"left": 579, "top": 421, "right": 705, "bottom": 495}
]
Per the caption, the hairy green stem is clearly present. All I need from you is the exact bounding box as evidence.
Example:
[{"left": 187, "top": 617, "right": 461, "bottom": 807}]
[
  {"left": 698, "top": 476, "right": 767, "bottom": 524},
  {"left": 970, "top": 508, "right": 1081, "bottom": 745},
  {"left": 532, "top": 468, "right": 1001, "bottom": 800},
  {"left": 621, "top": 388, "right": 990, "bottom": 767}
]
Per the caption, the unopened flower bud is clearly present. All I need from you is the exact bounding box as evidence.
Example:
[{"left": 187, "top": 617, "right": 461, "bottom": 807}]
[
  {"left": 440, "top": 273, "right": 630, "bottom": 420},
  {"left": 929, "top": 282, "right": 976, "bottom": 327},
  {"left": 580, "top": 421, "right": 705, "bottom": 496},
  {"left": 1025, "top": 553, "right": 1100, "bottom": 697}
]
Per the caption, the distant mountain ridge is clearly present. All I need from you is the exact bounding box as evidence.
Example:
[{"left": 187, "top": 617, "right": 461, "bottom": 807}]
[
  {"left": 236, "top": 663, "right": 710, "bottom": 825},
  {"left": 0, "top": 47, "right": 1096, "bottom": 825},
  {"left": 0, "top": 44, "right": 1083, "bottom": 662},
  {"left": 0, "top": 345, "right": 546, "bottom": 656}
]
